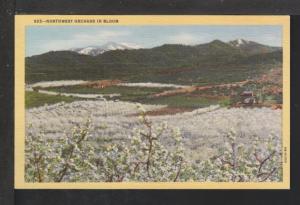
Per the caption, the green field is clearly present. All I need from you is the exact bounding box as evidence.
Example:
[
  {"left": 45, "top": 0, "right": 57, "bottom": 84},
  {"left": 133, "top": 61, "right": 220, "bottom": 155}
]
[
  {"left": 43, "top": 85, "right": 168, "bottom": 95},
  {"left": 141, "top": 94, "right": 230, "bottom": 108},
  {"left": 42, "top": 85, "right": 170, "bottom": 102},
  {"left": 27, "top": 78, "right": 282, "bottom": 110},
  {"left": 25, "top": 91, "right": 80, "bottom": 108},
  {"left": 36, "top": 85, "right": 228, "bottom": 109},
  {"left": 26, "top": 86, "right": 171, "bottom": 108}
]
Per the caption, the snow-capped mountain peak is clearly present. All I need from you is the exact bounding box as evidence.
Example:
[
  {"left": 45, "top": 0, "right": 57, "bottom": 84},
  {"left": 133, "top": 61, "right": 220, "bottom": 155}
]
[
  {"left": 71, "top": 42, "right": 142, "bottom": 56},
  {"left": 228, "top": 39, "right": 251, "bottom": 47}
]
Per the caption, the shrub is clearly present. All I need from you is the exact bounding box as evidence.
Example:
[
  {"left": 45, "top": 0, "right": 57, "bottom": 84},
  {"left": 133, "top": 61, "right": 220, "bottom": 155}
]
[{"left": 197, "top": 131, "right": 282, "bottom": 182}]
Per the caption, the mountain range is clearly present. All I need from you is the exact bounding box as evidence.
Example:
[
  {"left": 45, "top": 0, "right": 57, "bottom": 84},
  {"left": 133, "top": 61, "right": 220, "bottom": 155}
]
[
  {"left": 70, "top": 42, "right": 141, "bottom": 56},
  {"left": 68, "top": 39, "right": 279, "bottom": 56},
  {"left": 26, "top": 39, "right": 282, "bottom": 84}
]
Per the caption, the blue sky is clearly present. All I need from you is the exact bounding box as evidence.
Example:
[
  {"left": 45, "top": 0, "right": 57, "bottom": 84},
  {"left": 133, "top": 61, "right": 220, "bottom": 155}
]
[{"left": 26, "top": 25, "right": 282, "bottom": 56}]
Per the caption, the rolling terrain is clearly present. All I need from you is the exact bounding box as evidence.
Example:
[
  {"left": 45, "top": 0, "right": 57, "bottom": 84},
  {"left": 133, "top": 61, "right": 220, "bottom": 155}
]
[{"left": 26, "top": 39, "right": 282, "bottom": 84}]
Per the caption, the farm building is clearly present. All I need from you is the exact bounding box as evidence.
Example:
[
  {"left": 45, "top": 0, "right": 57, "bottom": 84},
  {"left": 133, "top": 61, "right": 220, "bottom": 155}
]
[{"left": 240, "top": 91, "right": 257, "bottom": 105}]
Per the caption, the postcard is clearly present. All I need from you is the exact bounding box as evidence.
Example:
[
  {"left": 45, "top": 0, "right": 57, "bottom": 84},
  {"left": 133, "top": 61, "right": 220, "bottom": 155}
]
[{"left": 15, "top": 15, "right": 290, "bottom": 189}]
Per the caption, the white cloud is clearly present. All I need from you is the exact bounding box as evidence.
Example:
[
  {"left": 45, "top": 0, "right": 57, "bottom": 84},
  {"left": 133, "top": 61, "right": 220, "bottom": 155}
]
[
  {"left": 167, "top": 33, "right": 208, "bottom": 45},
  {"left": 259, "top": 33, "right": 282, "bottom": 46},
  {"left": 41, "top": 30, "right": 131, "bottom": 52},
  {"left": 119, "top": 42, "right": 142, "bottom": 49},
  {"left": 73, "top": 30, "right": 130, "bottom": 41}
]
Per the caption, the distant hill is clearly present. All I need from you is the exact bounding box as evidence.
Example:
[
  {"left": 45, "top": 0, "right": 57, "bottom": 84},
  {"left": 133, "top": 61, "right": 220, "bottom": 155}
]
[{"left": 25, "top": 39, "right": 282, "bottom": 84}]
